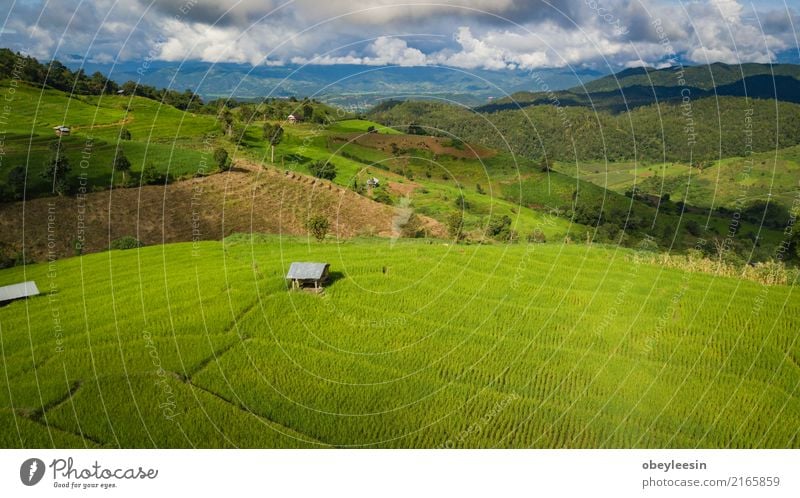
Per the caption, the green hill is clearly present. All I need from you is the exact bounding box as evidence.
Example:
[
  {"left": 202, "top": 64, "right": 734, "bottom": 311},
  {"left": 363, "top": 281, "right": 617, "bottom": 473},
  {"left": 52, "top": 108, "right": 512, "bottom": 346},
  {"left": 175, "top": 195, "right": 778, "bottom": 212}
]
[
  {"left": 479, "top": 63, "right": 800, "bottom": 113},
  {"left": 0, "top": 81, "right": 218, "bottom": 199},
  {"left": 1, "top": 237, "right": 797, "bottom": 448},
  {"left": 370, "top": 97, "right": 800, "bottom": 164},
  {"left": 579, "top": 62, "right": 800, "bottom": 93}
]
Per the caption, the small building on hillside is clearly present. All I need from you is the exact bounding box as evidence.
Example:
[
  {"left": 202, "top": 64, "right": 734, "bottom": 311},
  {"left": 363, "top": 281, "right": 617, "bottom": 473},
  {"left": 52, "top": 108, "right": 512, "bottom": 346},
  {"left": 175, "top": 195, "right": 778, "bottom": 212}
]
[
  {"left": 0, "top": 281, "right": 40, "bottom": 307},
  {"left": 53, "top": 126, "right": 70, "bottom": 136},
  {"left": 287, "top": 114, "right": 298, "bottom": 124},
  {"left": 366, "top": 177, "right": 380, "bottom": 188},
  {"left": 286, "top": 262, "right": 330, "bottom": 292}
]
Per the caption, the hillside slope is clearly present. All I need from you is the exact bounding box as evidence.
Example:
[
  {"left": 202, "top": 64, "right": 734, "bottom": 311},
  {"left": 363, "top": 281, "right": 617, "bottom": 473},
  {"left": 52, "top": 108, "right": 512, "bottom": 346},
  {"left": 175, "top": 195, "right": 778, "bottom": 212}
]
[{"left": 0, "top": 161, "right": 426, "bottom": 261}]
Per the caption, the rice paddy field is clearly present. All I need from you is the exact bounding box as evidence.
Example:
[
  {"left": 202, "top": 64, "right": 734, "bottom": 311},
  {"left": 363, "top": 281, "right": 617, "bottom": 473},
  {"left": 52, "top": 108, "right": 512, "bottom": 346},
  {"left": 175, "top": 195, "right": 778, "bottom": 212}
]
[{"left": 1, "top": 236, "right": 798, "bottom": 448}]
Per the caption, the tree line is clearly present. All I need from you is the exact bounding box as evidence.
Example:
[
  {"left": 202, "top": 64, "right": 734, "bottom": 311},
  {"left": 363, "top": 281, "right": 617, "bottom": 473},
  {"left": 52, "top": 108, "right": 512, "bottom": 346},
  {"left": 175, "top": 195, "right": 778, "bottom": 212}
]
[{"left": 0, "top": 48, "right": 203, "bottom": 111}]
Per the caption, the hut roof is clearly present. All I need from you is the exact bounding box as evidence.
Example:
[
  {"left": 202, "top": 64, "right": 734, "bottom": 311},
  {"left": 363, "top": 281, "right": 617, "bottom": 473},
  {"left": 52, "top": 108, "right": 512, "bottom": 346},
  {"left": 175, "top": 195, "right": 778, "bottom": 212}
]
[
  {"left": 0, "top": 281, "right": 40, "bottom": 303},
  {"left": 286, "top": 262, "right": 329, "bottom": 280}
]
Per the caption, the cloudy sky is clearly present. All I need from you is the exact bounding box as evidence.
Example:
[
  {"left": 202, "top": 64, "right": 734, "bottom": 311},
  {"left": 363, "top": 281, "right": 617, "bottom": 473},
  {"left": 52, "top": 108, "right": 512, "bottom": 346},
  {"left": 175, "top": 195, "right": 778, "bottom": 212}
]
[{"left": 0, "top": 0, "right": 798, "bottom": 70}]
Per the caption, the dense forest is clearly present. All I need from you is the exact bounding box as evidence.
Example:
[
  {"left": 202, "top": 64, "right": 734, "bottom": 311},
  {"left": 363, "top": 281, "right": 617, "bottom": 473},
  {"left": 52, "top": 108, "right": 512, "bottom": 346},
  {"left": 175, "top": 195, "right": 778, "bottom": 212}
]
[{"left": 368, "top": 97, "right": 800, "bottom": 164}]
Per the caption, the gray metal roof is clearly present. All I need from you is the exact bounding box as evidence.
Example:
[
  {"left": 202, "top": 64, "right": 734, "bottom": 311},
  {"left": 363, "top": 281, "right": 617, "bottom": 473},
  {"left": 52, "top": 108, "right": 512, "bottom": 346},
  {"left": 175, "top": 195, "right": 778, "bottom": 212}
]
[
  {"left": 0, "top": 281, "right": 40, "bottom": 303},
  {"left": 286, "top": 262, "right": 329, "bottom": 280}
]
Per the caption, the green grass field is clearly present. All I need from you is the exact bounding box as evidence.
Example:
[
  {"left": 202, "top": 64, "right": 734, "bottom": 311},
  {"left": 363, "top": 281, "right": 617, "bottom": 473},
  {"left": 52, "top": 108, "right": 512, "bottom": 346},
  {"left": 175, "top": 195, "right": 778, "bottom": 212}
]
[
  {"left": 1, "top": 236, "right": 797, "bottom": 448},
  {"left": 551, "top": 146, "right": 800, "bottom": 211},
  {"left": 0, "top": 82, "right": 219, "bottom": 196}
]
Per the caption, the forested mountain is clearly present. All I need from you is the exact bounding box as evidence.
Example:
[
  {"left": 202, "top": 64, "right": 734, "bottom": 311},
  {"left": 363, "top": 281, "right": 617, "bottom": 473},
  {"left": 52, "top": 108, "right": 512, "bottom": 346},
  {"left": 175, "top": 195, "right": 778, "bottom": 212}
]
[
  {"left": 369, "top": 97, "right": 800, "bottom": 164},
  {"left": 579, "top": 62, "right": 800, "bottom": 92},
  {"left": 478, "top": 63, "right": 800, "bottom": 113},
  {"left": 67, "top": 58, "right": 603, "bottom": 107}
]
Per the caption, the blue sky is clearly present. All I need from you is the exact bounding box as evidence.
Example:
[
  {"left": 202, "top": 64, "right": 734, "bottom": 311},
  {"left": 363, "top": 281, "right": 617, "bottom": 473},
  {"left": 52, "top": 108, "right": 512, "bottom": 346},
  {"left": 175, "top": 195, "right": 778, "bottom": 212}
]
[{"left": 0, "top": 0, "right": 797, "bottom": 70}]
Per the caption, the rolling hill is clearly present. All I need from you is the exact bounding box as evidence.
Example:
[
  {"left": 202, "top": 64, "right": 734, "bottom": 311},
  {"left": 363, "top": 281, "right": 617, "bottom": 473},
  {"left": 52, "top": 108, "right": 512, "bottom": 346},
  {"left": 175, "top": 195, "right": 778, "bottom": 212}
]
[{"left": 478, "top": 63, "right": 800, "bottom": 113}]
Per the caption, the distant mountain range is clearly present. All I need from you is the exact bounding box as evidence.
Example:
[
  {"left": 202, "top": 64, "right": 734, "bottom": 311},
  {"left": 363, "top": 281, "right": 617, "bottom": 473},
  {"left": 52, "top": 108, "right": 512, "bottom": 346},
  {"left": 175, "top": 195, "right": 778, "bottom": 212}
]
[
  {"left": 48, "top": 58, "right": 800, "bottom": 112},
  {"left": 477, "top": 62, "right": 800, "bottom": 113},
  {"left": 66, "top": 59, "right": 604, "bottom": 108}
]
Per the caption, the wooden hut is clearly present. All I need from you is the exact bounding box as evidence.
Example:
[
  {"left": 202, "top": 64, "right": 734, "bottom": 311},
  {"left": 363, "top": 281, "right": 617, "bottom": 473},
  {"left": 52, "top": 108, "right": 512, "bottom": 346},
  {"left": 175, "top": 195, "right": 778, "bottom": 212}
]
[{"left": 286, "top": 262, "right": 330, "bottom": 292}]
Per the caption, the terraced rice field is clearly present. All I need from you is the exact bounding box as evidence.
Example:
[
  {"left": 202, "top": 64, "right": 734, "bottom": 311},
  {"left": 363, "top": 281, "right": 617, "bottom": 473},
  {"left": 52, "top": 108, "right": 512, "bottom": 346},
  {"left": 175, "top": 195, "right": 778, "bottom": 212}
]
[{"left": 0, "top": 237, "right": 798, "bottom": 448}]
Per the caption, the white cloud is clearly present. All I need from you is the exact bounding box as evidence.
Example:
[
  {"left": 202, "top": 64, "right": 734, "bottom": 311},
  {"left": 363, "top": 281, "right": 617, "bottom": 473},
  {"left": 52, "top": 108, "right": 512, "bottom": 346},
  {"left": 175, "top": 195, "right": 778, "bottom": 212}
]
[
  {"left": 1, "top": 0, "right": 798, "bottom": 70},
  {"left": 292, "top": 37, "right": 427, "bottom": 66},
  {"left": 370, "top": 36, "right": 427, "bottom": 66},
  {"left": 435, "top": 27, "right": 512, "bottom": 70}
]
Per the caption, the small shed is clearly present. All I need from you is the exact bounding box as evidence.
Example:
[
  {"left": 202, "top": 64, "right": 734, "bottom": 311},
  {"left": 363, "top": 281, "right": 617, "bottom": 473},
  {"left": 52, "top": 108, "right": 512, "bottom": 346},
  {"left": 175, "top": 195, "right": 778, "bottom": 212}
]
[
  {"left": 287, "top": 114, "right": 298, "bottom": 124},
  {"left": 53, "top": 126, "right": 70, "bottom": 136},
  {"left": 366, "top": 177, "right": 380, "bottom": 188},
  {"left": 0, "top": 281, "right": 40, "bottom": 306},
  {"left": 286, "top": 262, "right": 330, "bottom": 292}
]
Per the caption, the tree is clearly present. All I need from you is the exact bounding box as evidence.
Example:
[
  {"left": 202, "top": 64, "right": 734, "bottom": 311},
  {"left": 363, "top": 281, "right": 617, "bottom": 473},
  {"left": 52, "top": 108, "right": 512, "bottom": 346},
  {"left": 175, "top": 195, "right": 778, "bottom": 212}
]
[
  {"left": 486, "top": 215, "right": 514, "bottom": 241},
  {"left": 7, "top": 166, "right": 26, "bottom": 200},
  {"left": 263, "top": 122, "right": 284, "bottom": 163},
  {"left": 119, "top": 127, "right": 132, "bottom": 140},
  {"left": 407, "top": 122, "right": 424, "bottom": 135},
  {"left": 219, "top": 107, "right": 234, "bottom": 137},
  {"left": 302, "top": 103, "right": 314, "bottom": 121},
  {"left": 308, "top": 160, "right": 337, "bottom": 180},
  {"left": 214, "top": 147, "right": 231, "bottom": 171},
  {"left": 113, "top": 147, "right": 132, "bottom": 185},
  {"left": 41, "top": 141, "right": 71, "bottom": 196},
  {"left": 446, "top": 211, "right": 463, "bottom": 241},
  {"left": 140, "top": 163, "right": 163, "bottom": 185},
  {"left": 306, "top": 215, "right": 330, "bottom": 242}
]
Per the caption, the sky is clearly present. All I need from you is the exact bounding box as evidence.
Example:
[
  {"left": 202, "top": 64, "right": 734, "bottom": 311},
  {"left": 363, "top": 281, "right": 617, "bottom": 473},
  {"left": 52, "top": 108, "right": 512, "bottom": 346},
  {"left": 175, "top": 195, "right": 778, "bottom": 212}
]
[{"left": 0, "top": 0, "right": 798, "bottom": 71}]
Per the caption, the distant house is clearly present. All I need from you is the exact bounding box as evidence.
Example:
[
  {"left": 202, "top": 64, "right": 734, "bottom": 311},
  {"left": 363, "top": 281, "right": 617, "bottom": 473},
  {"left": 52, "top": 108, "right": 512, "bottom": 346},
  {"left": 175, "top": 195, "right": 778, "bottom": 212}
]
[
  {"left": 0, "top": 281, "right": 40, "bottom": 306},
  {"left": 53, "top": 126, "right": 70, "bottom": 136},
  {"left": 366, "top": 177, "right": 380, "bottom": 188},
  {"left": 287, "top": 114, "right": 298, "bottom": 124},
  {"left": 286, "top": 262, "right": 330, "bottom": 292},
  {"left": 116, "top": 89, "right": 125, "bottom": 95}
]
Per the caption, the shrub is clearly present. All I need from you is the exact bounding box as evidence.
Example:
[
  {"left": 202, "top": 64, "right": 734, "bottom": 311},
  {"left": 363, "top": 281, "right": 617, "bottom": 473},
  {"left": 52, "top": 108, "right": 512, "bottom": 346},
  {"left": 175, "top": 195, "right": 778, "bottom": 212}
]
[
  {"left": 110, "top": 236, "right": 143, "bottom": 250},
  {"left": 446, "top": 211, "right": 464, "bottom": 240},
  {"left": 140, "top": 163, "right": 163, "bottom": 185},
  {"left": 527, "top": 230, "right": 547, "bottom": 243},
  {"left": 372, "top": 189, "right": 393, "bottom": 206},
  {"left": 214, "top": 147, "right": 231, "bottom": 171},
  {"left": 400, "top": 213, "right": 426, "bottom": 238},
  {"left": 306, "top": 215, "right": 330, "bottom": 242},
  {"left": 485, "top": 215, "right": 513, "bottom": 241},
  {"left": 308, "top": 160, "right": 337, "bottom": 180},
  {"left": 119, "top": 128, "right": 132, "bottom": 140}
]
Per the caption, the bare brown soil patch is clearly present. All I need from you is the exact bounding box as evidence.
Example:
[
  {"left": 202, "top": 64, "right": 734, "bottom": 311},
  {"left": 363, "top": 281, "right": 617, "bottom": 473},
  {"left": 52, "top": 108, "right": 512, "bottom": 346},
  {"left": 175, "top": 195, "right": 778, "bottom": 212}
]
[
  {"left": 0, "top": 162, "right": 443, "bottom": 261},
  {"left": 343, "top": 133, "right": 496, "bottom": 160}
]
